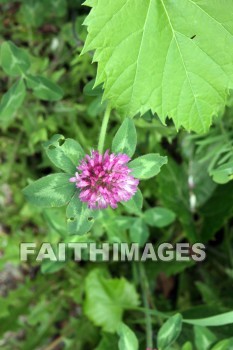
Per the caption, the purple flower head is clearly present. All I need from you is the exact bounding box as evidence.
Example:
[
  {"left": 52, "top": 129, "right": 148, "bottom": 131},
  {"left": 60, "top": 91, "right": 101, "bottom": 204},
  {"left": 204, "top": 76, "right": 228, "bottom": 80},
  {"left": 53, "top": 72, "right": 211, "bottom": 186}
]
[{"left": 70, "top": 150, "right": 139, "bottom": 210}]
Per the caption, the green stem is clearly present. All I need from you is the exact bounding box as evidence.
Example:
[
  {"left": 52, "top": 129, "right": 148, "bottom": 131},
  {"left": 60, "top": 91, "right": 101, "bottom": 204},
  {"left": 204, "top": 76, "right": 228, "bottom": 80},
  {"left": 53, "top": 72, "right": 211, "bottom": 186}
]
[
  {"left": 98, "top": 104, "right": 111, "bottom": 153},
  {"left": 139, "top": 263, "right": 153, "bottom": 349}
]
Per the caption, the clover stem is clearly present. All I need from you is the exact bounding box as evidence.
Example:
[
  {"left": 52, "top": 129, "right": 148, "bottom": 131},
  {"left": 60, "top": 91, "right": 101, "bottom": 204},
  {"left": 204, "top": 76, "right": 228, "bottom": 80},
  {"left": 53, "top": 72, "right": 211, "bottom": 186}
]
[
  {"left": 139, "top": 262, "right": 154, "bottom": 349},
  {"left": 98, "top": 103, "right": 111, "bottom": 154}
]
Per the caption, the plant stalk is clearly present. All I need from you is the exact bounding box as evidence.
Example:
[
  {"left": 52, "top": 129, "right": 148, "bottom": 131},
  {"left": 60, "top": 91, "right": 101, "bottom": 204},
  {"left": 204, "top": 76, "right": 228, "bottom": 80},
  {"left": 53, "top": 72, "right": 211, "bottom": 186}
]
[
  {"left": 98, "top": 104, "right": 111, "bottom": 153},
  {"left": 139, "top": 263, "right": 153, "bottom": 349}
]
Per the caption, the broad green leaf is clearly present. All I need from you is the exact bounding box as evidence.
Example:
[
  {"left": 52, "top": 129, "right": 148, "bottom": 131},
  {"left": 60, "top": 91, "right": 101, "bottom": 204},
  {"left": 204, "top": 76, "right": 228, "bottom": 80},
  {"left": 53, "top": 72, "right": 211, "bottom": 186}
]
[
  {"left": 84, "top": 269, "right": 139, "bottom": 333},
  {"left": 194, "top": 326, "right": 216, "bottom": 350},
  {"left": 26, "top": 74, "right": 63, "bottom": 101},
  {"left": 23, "top": 173, "right": 75, "bottom": 207},
  {"left": 0, "top": 79, "right": 26, "bottom": 125},
  {"left": 66, "top": 193, "right": 98, "bottom": 235},
  {"left": 129, "top": 154, "right": 167, "bottom": 179},
  {"left": 118, "top": 323, "right": 139, "bottom": 350},
  {"left": 0, "top": 41, "right": 30, "bottom": 76},
  {"left": 129, "top": 218, "right": 149, "bottom": 246},
  {"left": 83, "top": 0, "right": 233, "bottom": 133},
  {"left": 112, "top": 118, "right": 137, "bottom": 157},
  {"left": 121, "top": 189, "right": 143, "bottom": 214},
  {"left": 44, "top": 134, "right": 85, "bottom": 173},
  {"left": 144, "top": 207, "right": 176, "bottom": 228},
  {"left": 157, "top": 314, "right": 183, "bottom": 350},
  {"left": 211, "top": 338, "right": 233, "bottom": 350},
  {"left": 210, "top": 161, "right": 233, "bottom": 184},
  {"left": 184, "top": 311, "right": 233, "bottom": 327}
]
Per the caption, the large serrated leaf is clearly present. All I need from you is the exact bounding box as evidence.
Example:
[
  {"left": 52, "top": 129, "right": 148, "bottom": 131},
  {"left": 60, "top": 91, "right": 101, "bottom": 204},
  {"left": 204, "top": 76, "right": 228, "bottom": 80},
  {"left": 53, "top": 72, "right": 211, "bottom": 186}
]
[{"left": 83, "top": 0, "right": 233, "bottom": 133}]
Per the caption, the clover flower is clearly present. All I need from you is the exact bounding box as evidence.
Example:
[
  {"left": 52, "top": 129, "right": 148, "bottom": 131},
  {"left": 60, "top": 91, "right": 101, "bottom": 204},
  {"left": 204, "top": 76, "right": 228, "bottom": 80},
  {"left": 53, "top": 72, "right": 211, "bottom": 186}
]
[{"left": 70, "top": 150, "right": 139, "bottom": 209}]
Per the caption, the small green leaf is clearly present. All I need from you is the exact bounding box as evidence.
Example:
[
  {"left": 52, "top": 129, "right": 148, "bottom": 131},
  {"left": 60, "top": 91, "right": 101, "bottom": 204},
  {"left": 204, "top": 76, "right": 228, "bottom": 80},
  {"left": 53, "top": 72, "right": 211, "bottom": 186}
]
[
  {"left": 121, "top": 189, "right": 143, "bottom": 214},
  {"left": 26, "top": 74, "right": 63, "bottom": 101},
  {"left": 112, "top": 118, "right": 137, "bottom": 157},
  {"left": 66, "top": 193, "right": 97, "bottom": 235},
  {"left": 0, "top": 79, "right": 26, "bottom": 125},
  {"left": 129, "top": 154, "right": 167, "bottom": 179},
  {"left": 144, "top": 207, "right": 176, "bottom": 228},
  {"left": 181, "top": 342, "right": 193, "bottom": 350},
  {"left": 211, "top": 338, "right": 233, "bottom": 350},
  {"left": 157, "top": 314, "right": 183, "bottom": 350},
  {"left": 84, "top": 269, "right": 139, "bottom": 333},
  {"left": 0, "top": 41, "right": 30, "bottom": 76},
  {"left": 194, "top": 326, "right": 216, "bottom": 350},
  {"left": 118, "top": 323, "right": 139, "bottom": 350},
  {"left": 184, "top": 311, "right": 233, "bottom": 327},
  {"left": 210, "top": 162, "right": 233, "bottom": 184},
  {"left": 23, "top": 173, "right": 75, "bottom": 207},
  {"left": 44, "top": 134, "right": 85, "bottom": 173},
  {"left": 129, "top": 218, "right": 149, "bottom": 246}
]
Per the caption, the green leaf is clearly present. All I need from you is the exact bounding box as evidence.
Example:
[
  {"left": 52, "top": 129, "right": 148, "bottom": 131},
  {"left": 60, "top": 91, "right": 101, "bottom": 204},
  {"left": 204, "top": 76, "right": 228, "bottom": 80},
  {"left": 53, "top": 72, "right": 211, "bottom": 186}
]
[
  {"left": 121, "top": 189, "right": 143, "bottom": 214},
  {"left": 144, "top": 207, "right": 176, "bottom": 228},
  {"left": 0, "top": 41, "right": 30, "bottom": 76},
  {"left": 157, "top": 314, "right": 183, "bottom": 350},
  {"left": 0, "top": 79, "right": 26, "bottom": 125},
  {"left": 184, "top": 311, "right": 233, "bottom": 327},
  {"left": 23, "top": 173, "right": 75, "bottom": 207},
  {"left": 43, "top": 134, "right": 85, "bottom": 173},
  {"left": 26, "top": 74, "right": 63, "bottom": 101},
  {"left": 19, "top": 0, "right": 46, "bottom": 27},
  {"left": 211, "top": 338, "right": 233, "bottom": 350},
  {"left": 181, "top": 342, "right": 193, "bottom": 350},
  {"left": 210, "top": 161, "right": 233, "bottom": 184},
  {"left": 83, "top": 0, "right": 233, "bottom": 133},
  {"left": 129, "top": 218, "right": 149, "bottom": 246},
  {"left": 112, "top": 118, "right": 137, "bottom": 157},
  {"left": 66, "top": 193, "right": 97, "bottom": 235},
  {"left": 129, "top": 154, "right": 167, "bottom": 179},
  {"left": 84, "top": 269, "right": 139, "bottom": 333},
  {"left": 118, "top": 323, "right": 139, "bottom": 350},
  {"left": 194, "top": 326, "right": 216, "bottom": 350}
]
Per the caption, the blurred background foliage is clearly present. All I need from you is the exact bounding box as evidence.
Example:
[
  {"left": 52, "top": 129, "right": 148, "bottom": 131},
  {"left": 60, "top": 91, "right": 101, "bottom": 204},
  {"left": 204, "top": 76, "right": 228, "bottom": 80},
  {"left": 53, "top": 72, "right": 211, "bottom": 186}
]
[{"left": 0, "top": 1, "right": 233, "bottom": 349}]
